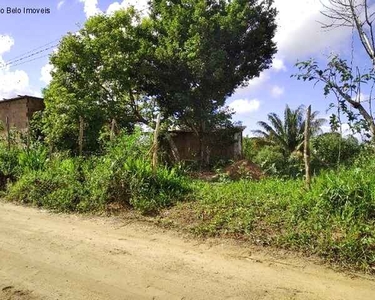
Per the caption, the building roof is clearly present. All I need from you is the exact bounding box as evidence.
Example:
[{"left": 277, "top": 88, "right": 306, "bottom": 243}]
[
  {"left": 169, "top": 125, "right": 246, "bottom": 133},
  {"left": 0, "top": 95, "right": 44, "bottom": 104}
]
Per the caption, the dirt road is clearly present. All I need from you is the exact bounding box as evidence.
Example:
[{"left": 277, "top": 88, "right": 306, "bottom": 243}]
[{"left": 0, "top": 202, "right": 374, "bottom": 300}]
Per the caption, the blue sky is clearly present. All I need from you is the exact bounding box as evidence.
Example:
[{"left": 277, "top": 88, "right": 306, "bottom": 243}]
[{"left": 0, "top": 0, "right": 372, "bottom": 136}]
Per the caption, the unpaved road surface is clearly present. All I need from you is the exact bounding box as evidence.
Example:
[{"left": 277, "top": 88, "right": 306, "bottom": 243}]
[{"left": 1, "top": 202, "right": 374, "bottom": 300}]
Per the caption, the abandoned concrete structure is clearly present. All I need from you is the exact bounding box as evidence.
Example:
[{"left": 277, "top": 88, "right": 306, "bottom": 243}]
[
  {"left": 0, "top": 95, "right": 44, "bottom": 131},
  {"left": 168, "top": 126, "right": 246, "bottom": 162}
]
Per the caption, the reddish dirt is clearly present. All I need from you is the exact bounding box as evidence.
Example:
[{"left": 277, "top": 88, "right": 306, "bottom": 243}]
[
  {"left": 190, "top": 159, "right": 264, "bottom": 181},
  {"left": 224, "top": 159, "right": 264, "bottom": 180}
]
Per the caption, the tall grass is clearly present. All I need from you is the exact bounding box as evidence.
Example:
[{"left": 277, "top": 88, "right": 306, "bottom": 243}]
[
  {"left": 1, "top": 131, "right": 375, "bottom": 271},
  {"left": 5, "top": 131, "right": 191, "bottom": 214},
  {"left": 190, "top": 157, "right": 375, "bottom": 272}
]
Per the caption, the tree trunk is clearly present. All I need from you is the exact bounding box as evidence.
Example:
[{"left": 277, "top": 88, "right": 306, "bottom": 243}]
[
  {"left": 152, "top": 113, "right": 161, "bottom": 172},
  {"left": 166, "top": 133, "right": 180, "bottom": 163},
  {"left": 317, "top": 71, "right": 375, "bottom": 140},
  {"left": 198, "top": 121, "right": 208, "bottom": 169},
  {"left": 304, "top": 105, "right": 311, "bottom": 190},
  {"left": 79, "top": 116, "right": 84, "bottom": 156},
  {"left": 6, "top": 116, "right": 10, "bottom": 151},
  {"left": 110, "top": 119, "right": 116, "bottom": 141}
]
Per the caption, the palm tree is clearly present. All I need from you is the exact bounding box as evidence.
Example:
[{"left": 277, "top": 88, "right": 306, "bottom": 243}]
[{"left": 252, "top": 105, "right": 326, "bottom": 155}]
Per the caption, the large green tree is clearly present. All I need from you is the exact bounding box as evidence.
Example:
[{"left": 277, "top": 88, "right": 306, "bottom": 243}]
[
  {"left": 43, "top": 0, "right": 277, "bottom": 155},
  {"left": 253, "top": 105, "right": 326, "bottom": 155},
  {"left": 43, "top": 9, "right": 152, "bottom": 152},
  {"left": 145, "top": 0, "right": 277, "bottom": 162}
]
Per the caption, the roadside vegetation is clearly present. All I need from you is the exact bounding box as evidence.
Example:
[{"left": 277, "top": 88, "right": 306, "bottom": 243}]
[
  {"left": 1, "top": 112, "right": 374, "bottom": 272},
  {"left": 186, "top": 153, "right": 375, "bottom": 272},
  {"left": 2, "top": 130, "right": 190, "bottom": 214},
  {"left": 1, "top": 0, "right": 375, "bottom": 274}
]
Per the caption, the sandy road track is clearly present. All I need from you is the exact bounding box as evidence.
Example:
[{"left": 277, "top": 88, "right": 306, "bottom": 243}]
[{"left": 0, "top": 202, "right": 374, "bottom": 300}]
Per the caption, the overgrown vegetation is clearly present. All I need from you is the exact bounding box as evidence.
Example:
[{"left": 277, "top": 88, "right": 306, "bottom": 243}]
[
  {"left": 1, "top": 0, "right": 375, "bottom": 275},
  {"left": 2, "top": 123, "right": 374, "bottom": 272},
  {"left": 181, "top": 151, "right": 375, "bottom": 272},
  {"left": 4, "top": 131, "right": 191, "bottom": 214}
]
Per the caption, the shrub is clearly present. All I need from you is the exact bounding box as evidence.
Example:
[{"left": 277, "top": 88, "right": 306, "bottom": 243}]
[
  {"left": 189, "top": 156, "right": 375, "bottom": 271},
  {"left": 0, "top": 138, "right": 50, "bottom": 189},
  {"left": 7, "top": 130, "right": 191, "bottom": 214},
  {"left": 254, "top": 146, "right": 286, "bottom": 176},
  {"left": 18, "top": 143, "right": 49, "bottom": 174},
  {"left": 242, "top": 137, "right": 262, "bottom": 161},
  {"left": 254, "top": 146, "right": 304, "bottom": 177},
  {"left": 88, "top": 130, "right": 190, "bottom": 213},
  {"left": 0, "top": 144, "right": 21, "bottom": 189},
  {"left": 311, "top": 133, "right": 361, "bottom": 168},
  {"left": 6, "top": 157, "right": 87, "bottom": 212}
]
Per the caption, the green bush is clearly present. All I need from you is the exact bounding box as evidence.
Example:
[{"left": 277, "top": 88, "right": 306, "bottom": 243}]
[
  {"left": 84, "top": 131, "right": 191, "bottom": 213},
  {"left": 6, "top": 131, "right": 191, "bottom": 214},
  {"left": 0, "top": 145, "right": 20, "bottom": 186},
  {"left": 312, "top": 133, "right": 361, "bottom": 168},
  {"left": 0, "top": 139, "right": 50, "bottom": 190},
  {"left": 190, "top": 157, "right": 375, "bottom": 271},
  {"left": 254, "top": 146, "right": 286, "bottom": 175},
  {"left": 254, "top": 146, "right": 304, "bottom": 178},
  {"left": 6, "top": 157, "right": 86, "bottom": 212},
  {"left": 242, "top": 137, "right": 262, "bottom": 161},
  {"left": 18, "top": 144, "right": 49, "bottom": 174}
]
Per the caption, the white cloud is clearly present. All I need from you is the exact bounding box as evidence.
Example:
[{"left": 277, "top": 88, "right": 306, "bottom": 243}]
[
  {"left": 232, "top": 72, "right": 271, "bottom": 98},
  {"left": 353, "top": 93, "right": 370, "bottom": 102},
  {"left": 0, "top": 35, "right": 35, "bottom": 99},
  {"left": 248, "top": 72, "right": 270, "bottom": 88},
  {"left": 272, "top": 58, "right": 286, "bottom": 72},
  {"left": 40, "top": 63, "right": 53, "bottom": 85},
  {"left": 273, "top": 0, "right": 352, "bottom": 60},
  {"left": 57, "top": 1, "right": 65, "bottom": 10},
  {"left": 230, "top": 1, "right": 352, "bottom": 94},
  {"left": 229, "top": 99, "right": 260, "bottom": 114},
  {"left": 107, "top": 0, "right": 149, "bottom": 15},
  {"left": 271, "top": 85, "right": 284, "bottom": 98},
  {"left": 0, "top": 69, "right": 31, "bottom": 99},
  {"left": 79, "top": 0, "right": 101, "bottom": 18},
  {"left": 0, "top": 35, "right": 13, "bottom": 55},
  {"left": 79, "top": 0, "right": 150, "bottom": 18}
]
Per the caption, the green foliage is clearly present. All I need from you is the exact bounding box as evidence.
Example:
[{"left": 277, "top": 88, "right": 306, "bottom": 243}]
[
  {"left": 0, "top": 145, "right": 20, "bottom": 187},
  {"left": 188, "top": 156, "right": 375, "bottom": 271},
  {"left": 29, "top": 111, "right": 45, "bottom": 143},
  {"left": 253, "top": 146, "right": 287, "bottom": 175},
  {"left": 0, "top": 139, "right": 49, "bottom": 189},
  {"left": 193, "top": 178, "right": 301, "bottom": 238},
  {"left": 6, "top": 157, "right": 86, "bottom": 211},
  {"left": 18, "top": 144, "right": 49, "bottom": 174},
  {"left": 312, "top": 133, "right": 361, "bottom": 168},
  {"left": 253, "top": 105, "right": 326, "bottom": 156},
  {"left": 242, "top": 137, "right": 262, "bottom": 161},
  {"left": 43, "top": 1, "right": 277, "bottom": 153},
  {"left": 294, "top": 55, "right": 375, "bottom": 139},
  {"left": 43, "top": 8, "right": 148, "bottom": 153},
  {"left": 147, "top": 0, "right": 277, "bottom": 133},
  {"left": 84, "top": 130, "right": 191, "bottom": 213},
  {"left": 6, "top": 131, "right": 191, "bottom": 214},
  {"left": 254, "top": 146, "right": 304, "bottom": 178}
]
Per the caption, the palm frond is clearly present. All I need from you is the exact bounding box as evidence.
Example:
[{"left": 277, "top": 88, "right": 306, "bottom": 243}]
[{"left": 253, "top": 105, "right": 326, "bottom": 154}]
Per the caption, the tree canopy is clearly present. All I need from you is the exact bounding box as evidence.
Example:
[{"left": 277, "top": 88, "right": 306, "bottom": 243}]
[
  {"left": 43, "top": 9, "right": 152, "bottom": 151},
  {"left": 42, "top": 0, "right": 277, "bottom": 153},
  {"left": 146, "top": 0, "right": 277, "bottom": 133}
]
